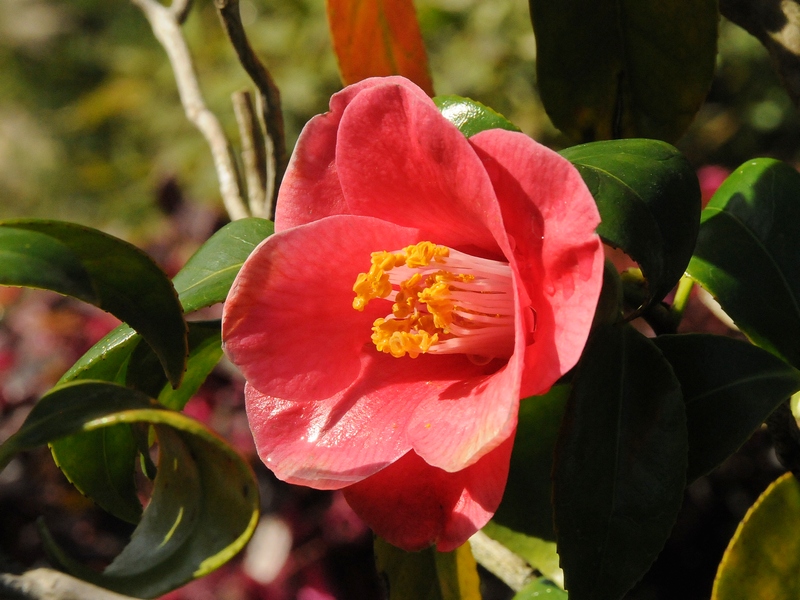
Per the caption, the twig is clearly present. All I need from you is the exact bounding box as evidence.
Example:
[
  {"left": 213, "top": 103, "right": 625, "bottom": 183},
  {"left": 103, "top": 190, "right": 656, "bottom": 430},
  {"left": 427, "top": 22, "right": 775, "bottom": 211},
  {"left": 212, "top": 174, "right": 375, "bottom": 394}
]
[
  {"left": 130, "top": 0, "right": 249, "bottom": 221},
  {"left": 169, "top": 0, "right": 193, "bottom": 24},
  {"left": 468, "top": 530, "right": 536, "bottom": 592},
  {"left": 766, "top": 400, "right": 800, "bottom": 480},
  {"left": 0, "top": 569, "right": 140, "bottom": 600},
  {"left": 232, "top": 90, "right": 268, "bottom": 217},
  {"left": 214, "top": 0, "right": 286, "bottom": 219}
]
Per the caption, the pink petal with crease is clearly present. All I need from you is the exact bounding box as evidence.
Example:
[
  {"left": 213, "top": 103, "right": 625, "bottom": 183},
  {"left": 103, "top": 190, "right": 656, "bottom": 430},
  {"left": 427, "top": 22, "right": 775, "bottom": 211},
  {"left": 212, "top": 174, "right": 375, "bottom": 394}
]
[
  {"left": 276, "top": 77, "right": 432, "bottom": 232},
  {"left": 470, "top": 130, "right": 604, "bottom": 397},
  {"left": 334, "top": 82, "right": 507, "bottom": 253},
  {"left": 343, "top": 435, "right": 514, "bottom": 552}
]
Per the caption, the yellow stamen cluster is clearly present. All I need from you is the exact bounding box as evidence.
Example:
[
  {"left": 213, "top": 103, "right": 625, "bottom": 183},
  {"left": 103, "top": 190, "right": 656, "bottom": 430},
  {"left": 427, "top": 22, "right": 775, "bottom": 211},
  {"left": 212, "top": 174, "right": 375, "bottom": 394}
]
[{"left": 352, "top": 241, "right": 492, "bottom": 359}]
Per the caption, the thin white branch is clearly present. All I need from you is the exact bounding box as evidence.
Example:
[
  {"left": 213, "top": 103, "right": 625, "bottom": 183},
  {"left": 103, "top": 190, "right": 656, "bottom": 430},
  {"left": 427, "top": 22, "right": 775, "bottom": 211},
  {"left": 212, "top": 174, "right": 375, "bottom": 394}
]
[
  {"left": 0, "top": 569, "right": 140, "bottom": 600},
  {"left": 468, "top": 530, "right": 537, "bottom": 592},
  {"left": 232, "top": 90, "right": 267, "bottom": 217},
  {"left": 131, "top": 0, "right": 249, "bottom": 221}
]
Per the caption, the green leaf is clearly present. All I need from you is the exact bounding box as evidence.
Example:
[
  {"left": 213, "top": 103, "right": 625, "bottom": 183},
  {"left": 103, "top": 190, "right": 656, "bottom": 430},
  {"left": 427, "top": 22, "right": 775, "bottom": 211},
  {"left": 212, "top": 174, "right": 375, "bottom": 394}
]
[
  {"left": 712, "top": 473, "right": 800, "bottom": 600},
  {"left": 482, "top": 521, "right": 563, "bottom": 589},
  {"left": 173, "top": 217, "right": 274, "bottom": 313},
  {"left": 553, "top": 324, "right": 687, "bottom": 600},
  {"left": 560, "top": 139, "right": 701, "bottom": 312},
  {"left": 50, "top": 321, "right": 224, "bottom": 521},
  {"left": 157, "top": 321, "right": 223, "bottom": 411},
  {"left": 0, "top": 220, "right": 187, "bottom": 388},
  {"left": 514, "top": 579, "right": 569, "bottom": 600},
  {"left": 493, "top": 385, "right": 569, "bottom": 540},
  {"left": 654, "top": 334, "right": 800, "bottom": 481},
  {"left": 687, "top": 158, "right": 800, "bottom": 369},
  {"left": 374, "top": 537, "right": 481, "bottom": 600},
  {"left": 529, "top": 0, "right": 717, "bottom": 143},
  {"left": 0, "top": 381, "right": 259, "bottom": 599},
  {"left": 46, "top": 220, "right": 269, "bottom": 530},
  {"left": 434, "top": 96, "right": 520, "bottom": 138},
  {"left": 52, "top": 426, "right": 142, "bottom": 524}
]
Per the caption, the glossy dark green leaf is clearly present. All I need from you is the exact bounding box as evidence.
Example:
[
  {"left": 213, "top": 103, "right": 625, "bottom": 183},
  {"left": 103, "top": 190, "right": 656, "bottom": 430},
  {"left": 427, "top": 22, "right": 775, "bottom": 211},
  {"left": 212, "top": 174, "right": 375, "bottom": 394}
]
[
  {"left": 434, "top": 96, "right": 520, "bottom": 138},
  {"left": 560, "top": 139, "right": 701, "bottom": 312},
  {"left": 712, "top": 473, "right": 800, "bottom": 600},
  {"left": 173, "top": 217, "right": 274, "bottom": 313},
  {"left": 374, "top": 537, "right": 481, "bottom": 600},
  {"left": 514, "top": 579, "right": 569, "bottom": 600},
  {"left": 654, "top": 334, "right": 800, "bottom": 481},
  {"left": 553, "top": 324, "right": 686, "bottom": 600},
  {"left": 0, "top": 381, "right": 259, "bottom": 599},
  {"left": 482, "top": 521, "right": 563, "bottom": 589},
  {"left": 530, "top": 0, "right": 717, "bottom": 143},
  {"left": 0, "top": 220, "right": 187, "bottom": 387},
  {"left": 687, "top": 158, "right": 800, "bottom": 369},
  {"left": 50, "top": 321, "right": 224, "bottom": 521},
  {"left": 493, "top": 385, "right": 569, "bottom": 540}
]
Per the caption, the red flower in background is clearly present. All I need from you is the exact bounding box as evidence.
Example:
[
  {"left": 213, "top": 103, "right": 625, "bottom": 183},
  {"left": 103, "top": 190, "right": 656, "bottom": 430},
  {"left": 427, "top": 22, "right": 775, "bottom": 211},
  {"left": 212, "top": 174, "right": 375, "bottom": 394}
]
[{"left": 222, "top": 77, "right": 604, "bottom": 551}]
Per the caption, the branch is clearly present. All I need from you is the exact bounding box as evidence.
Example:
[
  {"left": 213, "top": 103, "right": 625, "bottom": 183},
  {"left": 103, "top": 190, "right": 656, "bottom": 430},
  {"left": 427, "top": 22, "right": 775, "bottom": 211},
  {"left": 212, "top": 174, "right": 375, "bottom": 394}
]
[
  {"left": 232, "top": 90, "right": 268, "bottom": 217},
  {"left": 0, "top": 569, "right": 140, "bottom": 600},
  {"left": 214, "top": 0, "right": 287, "bottom": 220},
  {"left": 720, "top": 0, "right": 800, "bottom": 105},
  {"left": 468, "top": 531, "right": 536, "bottom": 592},
  {"left": 131, "top": 0, "right": 250, "bottom": 221}
]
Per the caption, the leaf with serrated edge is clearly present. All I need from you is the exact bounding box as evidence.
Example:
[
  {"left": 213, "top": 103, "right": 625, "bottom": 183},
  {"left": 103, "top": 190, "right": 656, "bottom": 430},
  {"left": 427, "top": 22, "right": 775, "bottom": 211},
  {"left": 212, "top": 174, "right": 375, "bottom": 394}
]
[{"left": 713, "top": 473, "right": 800, "bottom": 600}]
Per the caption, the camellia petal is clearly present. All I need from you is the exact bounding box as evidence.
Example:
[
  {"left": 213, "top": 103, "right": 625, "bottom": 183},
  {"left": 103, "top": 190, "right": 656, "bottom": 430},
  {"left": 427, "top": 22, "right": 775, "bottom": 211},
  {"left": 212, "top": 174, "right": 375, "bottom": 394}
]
[
  {"left": 469, "top": 130, "right": 604, "bottom": 397},
  {"left": 276, "top": 76, "right": 431, "bottom": 231},
  {"left": 223, "top": 76, "right": 604, "bottom": 552},
  {"left": 343, "top": 436, "right": 514, "bottom": 552}
]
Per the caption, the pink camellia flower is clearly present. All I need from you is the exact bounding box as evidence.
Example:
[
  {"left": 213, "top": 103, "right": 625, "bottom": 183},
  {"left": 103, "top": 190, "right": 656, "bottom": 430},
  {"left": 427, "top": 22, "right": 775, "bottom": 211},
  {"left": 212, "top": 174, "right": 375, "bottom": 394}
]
[{"left": 222, "top": 76, "right": 604, "bottom": 552}]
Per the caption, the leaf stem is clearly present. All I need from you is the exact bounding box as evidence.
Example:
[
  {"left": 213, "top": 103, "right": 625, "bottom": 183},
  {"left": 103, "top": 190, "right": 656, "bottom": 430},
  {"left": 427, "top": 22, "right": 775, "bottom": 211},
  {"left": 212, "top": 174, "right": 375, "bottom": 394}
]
[{"left": 669, "top": 275, "right": 695, "bottom": 328}]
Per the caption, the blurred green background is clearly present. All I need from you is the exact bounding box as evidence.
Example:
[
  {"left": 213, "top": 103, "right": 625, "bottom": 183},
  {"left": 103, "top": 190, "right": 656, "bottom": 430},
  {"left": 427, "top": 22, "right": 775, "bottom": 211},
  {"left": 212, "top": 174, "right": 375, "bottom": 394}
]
[{"left": 1, "top": 0, "right": 799, "bottom": 241}]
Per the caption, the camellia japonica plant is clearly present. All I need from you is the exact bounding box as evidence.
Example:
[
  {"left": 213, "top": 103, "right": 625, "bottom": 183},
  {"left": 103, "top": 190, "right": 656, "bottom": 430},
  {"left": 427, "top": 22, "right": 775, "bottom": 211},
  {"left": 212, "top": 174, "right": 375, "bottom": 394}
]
[{"left": 3, "top": 1, "right": 800, "bottom": 599}]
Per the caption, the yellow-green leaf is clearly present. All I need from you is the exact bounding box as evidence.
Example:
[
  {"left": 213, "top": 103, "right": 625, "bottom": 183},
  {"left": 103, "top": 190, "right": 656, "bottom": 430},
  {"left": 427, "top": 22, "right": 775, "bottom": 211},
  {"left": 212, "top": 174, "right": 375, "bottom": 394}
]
[{"left": 713, "top": 473, "right": 800, "bottom": 600}]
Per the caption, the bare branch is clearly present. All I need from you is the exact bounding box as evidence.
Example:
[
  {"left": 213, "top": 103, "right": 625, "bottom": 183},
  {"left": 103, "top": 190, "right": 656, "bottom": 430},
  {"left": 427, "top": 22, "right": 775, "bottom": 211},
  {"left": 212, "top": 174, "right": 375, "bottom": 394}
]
[
  {"left": 131, "top": 0, "right": 250, "bottom": 221},
  {"left": 721, "top": 0, "right": 800, "bottom": 105},
  {"left": 170, "top": 0, "right": 193, "bottom": 24},
  {"left": 468, "top": 530, "right": 537, "bottom": 592},
  {"left": 232, "top": 90, "right": 268, "bottom": 217},
  {"left": 0, "top": 569, "right": 140, "bottom": 600},
  {"left": 214, "top": 0, "right": 286, "bottom": 220}
]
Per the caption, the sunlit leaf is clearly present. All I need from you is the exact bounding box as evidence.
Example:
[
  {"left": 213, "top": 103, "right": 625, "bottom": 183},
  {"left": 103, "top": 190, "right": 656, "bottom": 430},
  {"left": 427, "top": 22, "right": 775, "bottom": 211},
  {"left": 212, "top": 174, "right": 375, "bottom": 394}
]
[
  {"left": 482, "top": 521, "right": 563, "bottom": 589},
  {"left": 712, "top": 473, "right": 800, "bottom": 600},
  {"left": 173, "top": 217, "right": 274, "bottom": 313},
  {"left": 434, "top": 96, "right": 520, "bottom": 138},
  {"left": 553, "top": 324, "right": 686, "bottom": 600},
  {"left": 49, "top": 219, "right": 271, "bottom": 525},
  {"left": 687, "top": 158, "right": 800, "bottom": 370},
  {"left": 374, "top": 537, "right": 481, "bottom": 600},
  {"left": 560, "top": 139, "right": 701, "bottom": 312},
  {"left": 655, "top": 334, "right": 800, "bottom": 481},
  {"left": 326, "top": 0, "right": 434, "bottom": 95},
  {"left": 51, "top": 321, "right": 224, "bottom": 521},
  {"left": 0, "top": 219, "right": 187, "bottom": 386},
  {"left": 514, "top": 579, "right": 568, "bottom": 599},
  {"left": 0, "top": 381, "right": 259, "bottom": 599},
  {"left": 530, "top": 0, "right": 717, "bottom": 142}
]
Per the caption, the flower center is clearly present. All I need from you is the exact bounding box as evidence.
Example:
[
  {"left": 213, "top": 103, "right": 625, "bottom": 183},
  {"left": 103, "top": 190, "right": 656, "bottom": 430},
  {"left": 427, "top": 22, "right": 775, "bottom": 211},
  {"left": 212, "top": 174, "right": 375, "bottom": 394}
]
[{"left": 352, "top": 241, "right": 515, "bottom": 359}]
